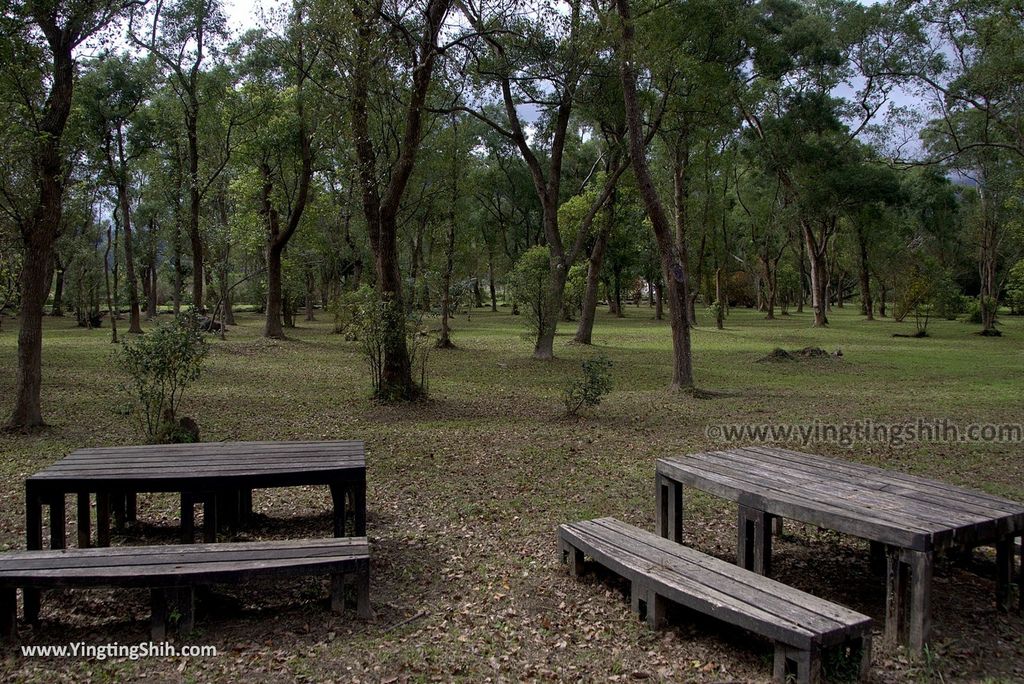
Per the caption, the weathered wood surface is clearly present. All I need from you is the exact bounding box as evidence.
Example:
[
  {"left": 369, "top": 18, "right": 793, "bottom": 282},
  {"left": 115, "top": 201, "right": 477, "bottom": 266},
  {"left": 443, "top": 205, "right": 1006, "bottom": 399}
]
[
  {"left": 1, "top": 537, "right": 371, "bottom": 640},
  {"left": 657, "top": 446, "right": 1024, "bottom": 551},
  {"left": 28, "top": 441, "right": 365, "bottom": 489},
  {"left": 25, "top": 441, "right": 367, "bottom": 553},
  {"left": 560, "top": 518, "right": 871, "bottom": 683}
]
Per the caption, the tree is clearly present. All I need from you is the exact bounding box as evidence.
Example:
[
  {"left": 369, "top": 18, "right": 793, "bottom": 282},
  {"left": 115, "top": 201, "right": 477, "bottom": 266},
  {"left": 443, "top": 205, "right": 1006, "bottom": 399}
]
[
  {"left": 2, "top": 0, "right": 133, "bottom": 429},
  {"left": 613, "top": 0, "right": 695, "bottom": 390},
  {"left": 130, "top": 0, "right": 232, "bottom": 311},
  {"left": 79, "top": 53, "right": 157, "bottom": 334},
  {"left": 459, "top": 0, "right": 628, "bottom": 359}
]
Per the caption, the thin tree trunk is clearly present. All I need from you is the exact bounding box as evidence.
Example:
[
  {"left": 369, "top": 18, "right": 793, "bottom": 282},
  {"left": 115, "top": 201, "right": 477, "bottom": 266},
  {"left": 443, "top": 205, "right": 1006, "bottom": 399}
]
[
  {"left": 856, "top": 224, "right": 873, "bottom": 320},
  {"left": 655, "top": 280, "right": 663, "bottom": 320},
  {"left": 616, "top": 0, "right": 694, "bottom": 390},
  {"left": 51, "top": 258, "right": 65, "bottom": 316},
  {"left": 575, "top": 194, "right": 614, "bottom": 344},
  {"left": 488, "top": 248, "right": 498, "bottom": 312}
]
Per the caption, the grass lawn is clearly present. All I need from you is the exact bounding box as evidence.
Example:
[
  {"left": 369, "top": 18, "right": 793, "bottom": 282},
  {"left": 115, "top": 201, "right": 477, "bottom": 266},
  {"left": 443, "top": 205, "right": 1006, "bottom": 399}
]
[{"left": 0, "top": 304, "right": 1022, "bottom": 682}]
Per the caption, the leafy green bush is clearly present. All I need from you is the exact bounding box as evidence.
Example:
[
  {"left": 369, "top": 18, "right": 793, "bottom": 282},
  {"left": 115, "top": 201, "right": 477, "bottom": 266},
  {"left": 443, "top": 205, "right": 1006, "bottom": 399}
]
[
  {"left": 508, "top": 246, "right": 553, "bottom": 337},
  {"left": 355, "top": 295, "right": 431, "bottom": 401},
  {"left": 1007, "top": 259, "right": 1024, "bottom": 315},
  {"left": 563, "top": 354, "right": 613, "bottom": 417},
  {"left": 327, "top": 285, "right": 376, "bottom": 339},
  {"left": 118, "top": 312, "right": 209, "bottom": 443}
]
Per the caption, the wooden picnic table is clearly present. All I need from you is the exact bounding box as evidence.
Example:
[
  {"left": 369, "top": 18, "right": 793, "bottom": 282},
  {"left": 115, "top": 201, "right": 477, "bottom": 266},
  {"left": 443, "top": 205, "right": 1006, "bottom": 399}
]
[
  {"left": 25, "top": 440, "right": 366, "bottom": 552},
  {"left": 655, "top": 446, "right": 1024, "bottom": 655}
]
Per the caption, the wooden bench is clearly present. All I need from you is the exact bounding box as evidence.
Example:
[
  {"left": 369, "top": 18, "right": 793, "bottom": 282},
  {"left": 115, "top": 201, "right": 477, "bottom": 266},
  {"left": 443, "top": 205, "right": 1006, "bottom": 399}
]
[
  {"left": 559, "top": 518, "right": 872, "bottom": 683},
  {"left": 0, "top": 537, "right": 370, "bottom": 641}
]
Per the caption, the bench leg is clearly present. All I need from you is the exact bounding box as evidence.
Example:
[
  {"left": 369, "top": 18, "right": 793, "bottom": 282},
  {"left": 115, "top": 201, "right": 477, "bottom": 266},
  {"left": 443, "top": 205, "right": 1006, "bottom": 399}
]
[
  {"left": 857, "top": 635, "right": 873, "bottom": 681},
  {"left": 630, "top": 584, "right": 665, "bottom": 629},
  {"left": 560, "top": 539, "right": 585, "bottom": 577},
  {"left": 330, "top": 573, "right": 345, "bottom": 613},
  {"left": 1, "top": 588, "right": 16, "bottom": 640},
  {"left": 24, "top": 489, "right": 42, "bottom": 625},
  {"left": 995, "top": 537, "right": 1013, "bottom": 612},
  {"left": 356, "top": 568, "right": 371, "bottom": 619},
  {"left": 655, "top": 474, "right": 682, "bottom": 543},
  {"left": 176, "top": 587, "right": 195, "bottom": 635},
  {"left": 77, "top": 493, "right": 91, "bottom": 548},
  {"left": 150, "top": 589, "right": 168, "bottom": 641},
  {"left": 737, "top": 506, "right": 772, "bottom": 575},
  {"left": 773, "top": 644, "right": 820, "bottom": 684}
]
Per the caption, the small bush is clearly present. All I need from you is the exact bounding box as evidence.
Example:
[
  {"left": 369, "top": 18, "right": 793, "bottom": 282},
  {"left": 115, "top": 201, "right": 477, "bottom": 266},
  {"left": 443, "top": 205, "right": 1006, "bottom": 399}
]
[
  {"left": 508, "top": 246, "right": 554, "bottom": 337},
  {"left": 563, "top": 354, "right": 613, "bottom": 417},
  {"left": 118, "top": 311, "right": 209, "bottom": 443},
  {"left": 356, "top": 295, "right": 431, "bottom": 402},
  {"left": 327, "top": 285, "right": 376, "bottom": 339}
]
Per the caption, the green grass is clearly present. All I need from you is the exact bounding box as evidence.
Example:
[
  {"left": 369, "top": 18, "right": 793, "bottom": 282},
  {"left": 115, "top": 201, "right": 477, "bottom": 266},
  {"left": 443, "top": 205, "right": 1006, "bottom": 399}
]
[{"left": 0, "top": 304, "right": 1022, "bottom": 682}]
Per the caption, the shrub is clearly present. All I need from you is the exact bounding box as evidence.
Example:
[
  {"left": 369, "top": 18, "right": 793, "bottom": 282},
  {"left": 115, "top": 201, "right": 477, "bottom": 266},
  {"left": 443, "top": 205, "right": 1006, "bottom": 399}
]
[
  {"left": 356, "top": 295, "right": 431, "bottom": 401},
  {"left": 118, "top": 311, "right": 209, "bottom": 443},
  {"left": 327, "top": 285, "right": 376, "bottom": 339},
  {"left": 508, "top": 246, "right": 553, "bottom": 337},
  {"left": 563, "top": 354, "right": 613, "bottom": 417},
  {"left": 1006, "top": 259, "right": 1024, "bottom": 315}
]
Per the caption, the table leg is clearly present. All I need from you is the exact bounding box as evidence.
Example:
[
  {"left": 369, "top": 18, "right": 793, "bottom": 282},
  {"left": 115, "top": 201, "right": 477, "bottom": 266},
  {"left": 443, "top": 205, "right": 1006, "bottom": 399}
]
[
  {"left": 49, "top": 494, "right": 66, "bottom": 550},
  {"left": 906, "top": 550, "right": 933, "bottom": 656},
  {"left": 0, "top": 587, "right": 15, "bottom": 639},
  {"left": 737, "top": 505, "right": 772, "bottom": 575},
  {"left": 655, "top": 473, "right": 683, "bottom": 543},
  {"left": 126, "top": 492, "right": 137, "bottom": 525},
  {"left": 96, "top": 492, "right": 111, "bottom": 547},
  {"left": 24, "top": 488, "right": 42, "bottom": 624},
  {"left": 354, "top": 478, "right": 366, "bottom": 537},
  {"left": 112, "top": 491, "right": 126, "bottom": 533},
  {"left": 884, "top": 545, "right": 906, "bottom": 647},
  {"left": 995, "top": 537, "right": 1013, "bottom": 612},
  {"left": 329, "top": 483, "right": 346, "bottom": 537},
  {"left": 181, "top": 492, "right": 195, "bottom": 543},
  {"left": 869, "top": 541, "right": 886, "bottom": 576},
  {"left": 203, "top": 494, "right": 218, "bottom": 543},
  {"left": 76, "top": 493, "right": 91, "bottom": 548}
]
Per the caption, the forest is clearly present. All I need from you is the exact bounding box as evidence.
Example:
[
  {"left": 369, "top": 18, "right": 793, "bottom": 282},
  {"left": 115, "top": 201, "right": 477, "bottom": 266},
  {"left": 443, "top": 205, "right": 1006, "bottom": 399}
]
[
  {"left": 1, "top": 0, "right": 1023, "bottom": 680},
  {"left": 2, "top": 0, "right": 1022, "bottom": 426}
]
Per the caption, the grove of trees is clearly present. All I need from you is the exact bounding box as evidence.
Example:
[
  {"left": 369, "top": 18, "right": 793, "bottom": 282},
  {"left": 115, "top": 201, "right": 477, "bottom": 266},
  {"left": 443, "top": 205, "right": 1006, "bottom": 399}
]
[{"left": 2, "top": 0, "right": 1023, "bottom": 428}]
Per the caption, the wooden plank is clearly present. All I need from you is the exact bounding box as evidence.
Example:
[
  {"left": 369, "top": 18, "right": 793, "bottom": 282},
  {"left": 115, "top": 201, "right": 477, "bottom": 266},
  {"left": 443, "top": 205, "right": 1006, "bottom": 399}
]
[
  {"left": 0, "top": 543, "right": 365, "bottom": 573},
  {"left": 658, "top": 459, "right": 930, "bottom": 549},
  {"left": 33, "top": 462, "right": 364, "bottom": 478},
  {"left": 0, "top": 556, "right": 369, "bottom": 588},
  {"left": 736, "top": 447, "right": 1024, "bottom": 527},
  {"left": 2, "top": 536, "right": 368, "bottom": 562},
  {"left": 562, "top": 524, "right": 823, "bottom": 649},
  {"left": 589, "top": 519, "right": 867, "bottom": 629},
  {"left": 688, "top": 452, "right": 961, "bottom": 532},
  {"left": 44, "top": 452, "right": 365, "bottom": 469},
  {"left": 563, "top": 519, "right": 871, "bottom": 648},
  {"left": 747, "top": 447, "right": 1024, "bottom": 514}
]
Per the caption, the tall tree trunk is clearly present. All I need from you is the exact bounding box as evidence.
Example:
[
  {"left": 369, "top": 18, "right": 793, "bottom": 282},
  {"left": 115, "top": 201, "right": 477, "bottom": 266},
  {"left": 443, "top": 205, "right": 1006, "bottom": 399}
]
[
  {"left": 8, "top": 22, "right": 74, "bottom": 429},
  {"left": 802, "top": 220, "right": 829, "bottom": 326},
  {"left": 856, "top": 224, "right": 873, "bottom": 320},
  {"left": 575, "top": 193, "right": 614, "bottom": 344},
  {"left": 979, "top": 204, "right": 999, "bottom": 334},
  {"left": 654, "top": 280, "right": 663, "bottom": 320},
  {"left": 186, "top": 108, "right": 204, "bottom": 312},
  {"left": 616, "top": 0, "right": 694, "bottom": 390},
  {"left": 797, "top": 239, "right": 806, "bottom": 313},
  {"left": 715, "top": 267, "right": 725, "bottom": 329},
  {"left": 51, "top": 257, "right": 65, "bottom": 316},
  {"left": 487, "top": 248, "right": 498, "bottom": 312},
  {"left": 104, "top": 221, "right": 119, "bottom": 344},
  {"left": 613, "top": 267, "right": 624, "bottom": 318},
  {"left": 115, "top": 173, "right": 143, "bottom": 333}
]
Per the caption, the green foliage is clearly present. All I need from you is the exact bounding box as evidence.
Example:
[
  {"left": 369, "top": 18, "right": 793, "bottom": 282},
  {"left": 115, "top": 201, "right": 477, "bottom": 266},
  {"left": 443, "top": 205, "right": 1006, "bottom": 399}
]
[
  {"left": 353, "top": 295, "right": 430, "bottom": 402},
  {"left": 327, "top": 285, "right": 376, "bottom": 339},
  {"left": 776, "top": 263, "right": 800, "bottom": 313},
  {"left": 1006, "top": 259, "right": 1024, "bottom": 314},
  {"left": 562, "top": 354, "right": 613, "bottom": 418},
  {"left": 117, "top": 312, "right": 209, "bottom": 442},
  {"left": 930, "top": 271, "right": 966, "bottom": 320},
  {"left": 508, "top": 246, "right": 553, "bottom": 337}
]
